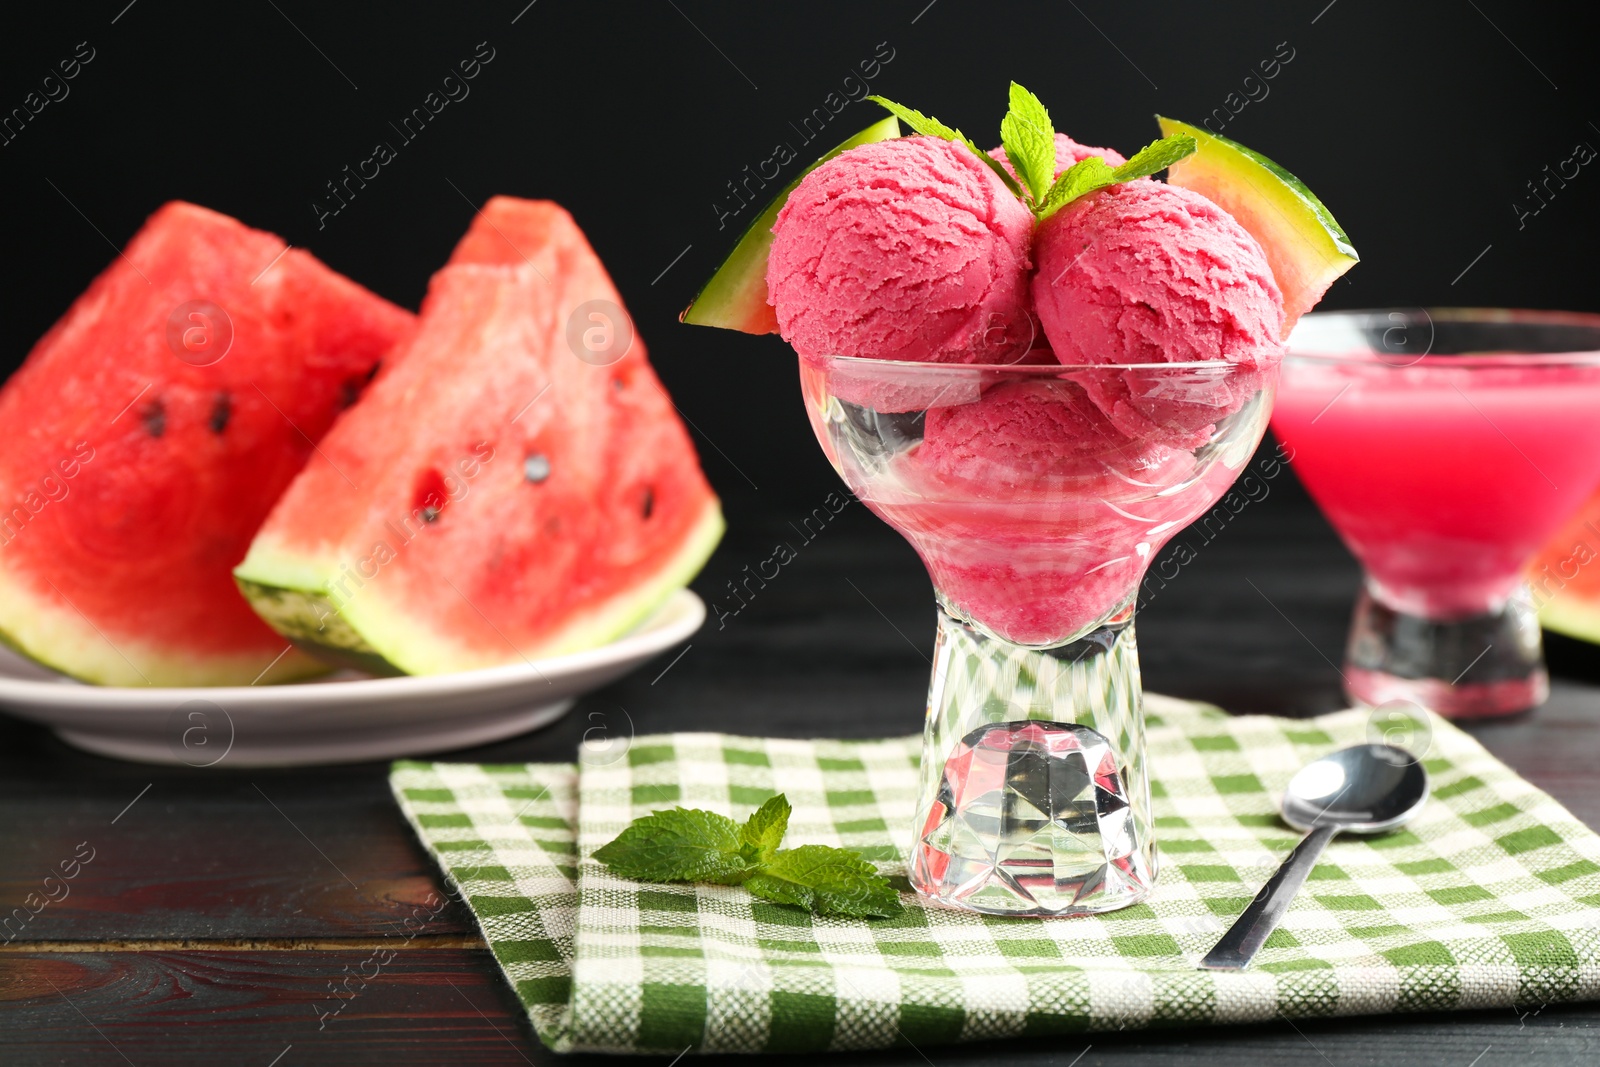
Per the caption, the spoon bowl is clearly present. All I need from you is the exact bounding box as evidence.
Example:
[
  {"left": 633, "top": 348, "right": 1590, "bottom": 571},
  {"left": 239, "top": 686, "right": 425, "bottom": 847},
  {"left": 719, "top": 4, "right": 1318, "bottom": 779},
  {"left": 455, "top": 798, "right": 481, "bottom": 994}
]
[{"left": 1281, "top": 743, "right": 1430, "bottom": 833}]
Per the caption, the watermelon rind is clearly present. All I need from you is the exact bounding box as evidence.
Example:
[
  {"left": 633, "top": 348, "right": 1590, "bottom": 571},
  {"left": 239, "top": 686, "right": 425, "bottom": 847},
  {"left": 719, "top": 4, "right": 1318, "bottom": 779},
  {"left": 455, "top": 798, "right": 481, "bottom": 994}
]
[
  {"left": 231, "top": 577, "right": 394, "bottom": 675},
  {"left": 680, "top": 115, "right": 901, "bottom": 335},
  {"left": 1157, "top": 116, "right": 1357, "bottom": 336},
  {"left": 0, "top": 564, "right": 327, "bottom": 687},
  {"left": 234, "top": 498, "right": 724, "bottom": 676},
  {"left": 1539, "top": 596, "right": 1600, "bottom": 645}
]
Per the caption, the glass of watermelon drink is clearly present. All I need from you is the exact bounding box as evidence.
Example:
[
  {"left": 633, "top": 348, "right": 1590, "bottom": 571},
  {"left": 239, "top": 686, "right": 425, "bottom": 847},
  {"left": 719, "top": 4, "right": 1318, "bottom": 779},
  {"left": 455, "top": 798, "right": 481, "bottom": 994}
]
[
  {"left": 1273, "top": 309, "right": 1600, "bottom": 719},
  {"left": 799, "top": 354, "right": 1277, "bottom": 915}
]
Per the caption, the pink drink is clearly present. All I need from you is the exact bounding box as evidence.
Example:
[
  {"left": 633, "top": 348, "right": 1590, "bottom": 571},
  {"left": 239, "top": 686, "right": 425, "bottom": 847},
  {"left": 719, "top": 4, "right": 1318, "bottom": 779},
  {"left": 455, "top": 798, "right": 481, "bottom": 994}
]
[
  {"left": 1274, "top": 357, "right": 1600, "bottom": 617},
  {"left": 1272, "top": 309, "right": 1600, "bottom": 716}
]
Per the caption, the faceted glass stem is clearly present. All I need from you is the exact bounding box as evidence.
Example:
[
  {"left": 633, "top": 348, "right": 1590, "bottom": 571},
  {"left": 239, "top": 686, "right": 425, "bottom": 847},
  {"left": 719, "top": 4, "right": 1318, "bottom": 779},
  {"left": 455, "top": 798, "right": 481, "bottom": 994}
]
[
  {"left": 909, "top": 607, "right": 1156, "bottom": 916},
  {"left": 1344, "top": 580, "right": 1548, "bottom": 719}
]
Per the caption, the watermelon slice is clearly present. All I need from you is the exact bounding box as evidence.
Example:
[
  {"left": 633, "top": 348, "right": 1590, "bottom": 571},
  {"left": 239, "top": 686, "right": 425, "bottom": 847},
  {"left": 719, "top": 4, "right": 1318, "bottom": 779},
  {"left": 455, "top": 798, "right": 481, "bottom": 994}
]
[
  {"left": 0, "top": 202, "right": 414, "bottom": 686},
  {"left": 1529, "top": 489, "right": 1600, "bottom": 643},
  {"left": 235, "top": 198, "right": 723, "bottom": 675},
  {"left": 680, "top": 116, "right": 901, "bottom": 334},
  {"left": 1158, "top": 116, "right": 1358, "bottom": 337}
]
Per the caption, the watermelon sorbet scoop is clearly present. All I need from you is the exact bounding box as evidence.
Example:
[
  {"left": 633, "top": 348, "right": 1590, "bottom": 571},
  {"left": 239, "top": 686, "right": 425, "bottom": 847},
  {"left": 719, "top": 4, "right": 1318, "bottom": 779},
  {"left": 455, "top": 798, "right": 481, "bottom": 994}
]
[
  {"left": 767, "top": 136, "right": 1036, "bottom": 364},
  {"left": 1031, "top": 181, "right": 1285, "bottom": 447}
]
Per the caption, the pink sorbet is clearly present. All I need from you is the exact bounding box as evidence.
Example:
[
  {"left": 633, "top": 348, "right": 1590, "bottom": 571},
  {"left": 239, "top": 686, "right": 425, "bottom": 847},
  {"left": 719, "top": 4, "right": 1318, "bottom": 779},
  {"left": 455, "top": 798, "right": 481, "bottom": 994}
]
[
  {"left": 1031, "top": 181, "right": 1284, "bottom": 447},
  {"left": 768, "top": 136, "right": 1035, "bottom": 365},
  {"left": 884, "top": 375, "right": 1209, "bottom": 645},
  {"left": 916, "top": 378, "right": 1193, "bottom": 488}
]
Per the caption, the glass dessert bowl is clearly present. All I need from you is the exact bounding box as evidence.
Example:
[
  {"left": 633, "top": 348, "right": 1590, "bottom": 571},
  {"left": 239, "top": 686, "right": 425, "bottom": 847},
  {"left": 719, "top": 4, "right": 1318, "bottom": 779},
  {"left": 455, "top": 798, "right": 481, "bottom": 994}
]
[
  {"left": 1274, "top": 309, "right": 1600, "bottom": 718},
  {"left": 800, "top": 352, "right": 1277, "bottom": 916},
  {"left": 678, "top": 87, "right": 1360, "bottom": 917}
]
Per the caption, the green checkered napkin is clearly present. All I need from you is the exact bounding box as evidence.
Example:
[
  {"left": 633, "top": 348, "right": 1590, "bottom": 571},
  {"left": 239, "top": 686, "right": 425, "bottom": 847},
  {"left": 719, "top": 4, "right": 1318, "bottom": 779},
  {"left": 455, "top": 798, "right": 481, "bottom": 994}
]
[{"left": 391, "top": 694, "right": 1600, "bottom": 1055}]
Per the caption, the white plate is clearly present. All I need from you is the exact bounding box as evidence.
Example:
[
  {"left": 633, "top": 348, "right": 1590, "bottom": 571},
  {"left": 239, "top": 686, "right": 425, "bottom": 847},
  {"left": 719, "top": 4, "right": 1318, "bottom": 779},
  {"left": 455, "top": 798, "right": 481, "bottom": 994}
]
[{"left": 0, "top": 590, "right": 704, "bottom": 767}]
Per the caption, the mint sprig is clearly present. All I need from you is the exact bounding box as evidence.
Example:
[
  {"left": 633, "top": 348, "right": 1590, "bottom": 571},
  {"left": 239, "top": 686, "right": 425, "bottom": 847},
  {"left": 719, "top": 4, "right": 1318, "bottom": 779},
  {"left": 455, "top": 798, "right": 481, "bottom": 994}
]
[
  {"left": 867, "top": 87, "right": 1197, "bottom": 222},
  {"left": 999, "top": 81, "right": 1055, "bottom": 207},
  {"left": 738, "top": 793, "right": 790, "bottom": 863},
  {"left": 1037, "top": 133, "right": 1198, "bottom": 219},
  {"left": 592, "top": 793, "right": 903, "bottom": 919},
  {"left": 865, "top": 94, "right": 1024, "bottom": 199}
]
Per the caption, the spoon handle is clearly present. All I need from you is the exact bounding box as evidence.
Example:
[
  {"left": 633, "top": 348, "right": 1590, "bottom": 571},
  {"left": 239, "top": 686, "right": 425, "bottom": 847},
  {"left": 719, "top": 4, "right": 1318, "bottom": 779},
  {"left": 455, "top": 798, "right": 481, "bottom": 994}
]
[{"left": 1199, "top": 824, "right": 1338, "bottom": 970}]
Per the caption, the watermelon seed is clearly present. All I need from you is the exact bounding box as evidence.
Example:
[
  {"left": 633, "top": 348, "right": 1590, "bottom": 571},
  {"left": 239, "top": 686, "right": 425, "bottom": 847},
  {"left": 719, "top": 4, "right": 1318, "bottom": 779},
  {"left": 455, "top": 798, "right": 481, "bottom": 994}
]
[
  {"left": 642, "top": 487, "right": 655, "bottom": 519},
  {"left": 339, "top": 380, "right": 361, "bottom": 408},
  {"left": 523, "top": 454, "right": 551, "bottom": 483},
  {"left": 142, "top": 399, "right": 167, "bottom": 438},
  {"left": 411, "top": 469, "right": 450, "bottom": 523},
  {"left": 209, "top": 392, "right": 232, "bottom": 434}
]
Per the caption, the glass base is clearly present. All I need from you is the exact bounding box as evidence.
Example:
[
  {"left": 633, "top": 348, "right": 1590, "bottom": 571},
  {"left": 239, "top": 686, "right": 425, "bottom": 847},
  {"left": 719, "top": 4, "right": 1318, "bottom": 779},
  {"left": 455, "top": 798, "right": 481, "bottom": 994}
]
[
  {"left": 909, "top": 606, "right": 1155, "bottom": 916},
  {"left": 1344, "top": 582, "right": 1548, "bottom": 719}
]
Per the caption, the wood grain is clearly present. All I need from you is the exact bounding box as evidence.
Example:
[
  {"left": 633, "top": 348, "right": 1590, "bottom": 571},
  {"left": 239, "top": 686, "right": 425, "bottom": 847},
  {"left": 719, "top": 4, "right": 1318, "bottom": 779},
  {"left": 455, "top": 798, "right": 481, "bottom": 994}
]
[{"left": 0, "top": 949, "right": 540, "bottom": 1065}]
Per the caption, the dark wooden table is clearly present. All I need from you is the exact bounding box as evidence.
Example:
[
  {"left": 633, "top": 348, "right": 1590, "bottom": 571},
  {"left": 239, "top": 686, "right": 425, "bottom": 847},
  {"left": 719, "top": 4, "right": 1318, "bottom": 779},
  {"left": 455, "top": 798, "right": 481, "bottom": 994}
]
[{"left": 5, "top": 475, "right": 1600, "bottom": 1065}]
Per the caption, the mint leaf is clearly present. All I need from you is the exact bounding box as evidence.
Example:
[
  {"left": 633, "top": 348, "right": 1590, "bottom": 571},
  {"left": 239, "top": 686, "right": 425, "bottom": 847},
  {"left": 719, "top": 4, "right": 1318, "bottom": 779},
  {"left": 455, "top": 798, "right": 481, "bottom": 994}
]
[
  {"left": 1039, "top": 156, "right": 1119, "bottom": 217},
  {"left": 745, "top": 845, "right": 902, "bottom": 918},
  {"left": 1113, "top": 133, "right": 1197, "bottom": 182},
  {"left": 592, "top": 807, "right": 757, "bottom": 885},
  {"left": 999, "top": 81, "right": 1055, "bottom": 206},
  {"left": 863, "top": 89, "right": 1195, "bottom": 221},
  {"left": 738, "top": 794, "right": 790, "bottom": 863},
  {"left": 593, "top": 795, "right": 900, "bottom": 919},
  {"left": 1036, "top": 133, "right": 1201, "bottom": 220},
  {"left": 864, "top": 95, "right": 966, "bottom": 147},
  {"left": 743, "top": 873, "right": 814, "bottom": 910},
  {"left": 866, "top": 95, "right": 1024, "bottom": 198}
]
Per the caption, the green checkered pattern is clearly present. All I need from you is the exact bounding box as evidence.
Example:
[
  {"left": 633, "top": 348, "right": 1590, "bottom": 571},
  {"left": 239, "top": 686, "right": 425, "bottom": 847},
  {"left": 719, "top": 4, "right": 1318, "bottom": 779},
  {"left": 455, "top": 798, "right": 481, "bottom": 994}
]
[{"left": 391, "top": 694, "right": 1600, "bottom": 1055}]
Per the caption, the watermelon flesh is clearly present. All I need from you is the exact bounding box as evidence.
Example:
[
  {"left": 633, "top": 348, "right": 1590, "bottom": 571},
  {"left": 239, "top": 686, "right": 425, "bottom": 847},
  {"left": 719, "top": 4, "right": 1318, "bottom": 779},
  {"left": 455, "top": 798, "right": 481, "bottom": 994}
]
[
  {"left": 235, "top": 198, "right": 723, "bottom": 675},
  {"left": 1529, "top": 488, "right": 1600, "bottom": 643},
  {"left": 0, "top": 202, "right": 414, "bottom": 686}
]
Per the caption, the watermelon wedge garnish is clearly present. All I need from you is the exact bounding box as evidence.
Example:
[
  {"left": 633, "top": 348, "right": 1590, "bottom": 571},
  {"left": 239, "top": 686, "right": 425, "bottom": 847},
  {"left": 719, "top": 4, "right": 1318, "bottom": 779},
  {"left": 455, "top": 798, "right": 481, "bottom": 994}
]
[
  {"left": 681, "top": 115, "right": 901, "bottom": 334},
  {"left": 1158, "top": 116, "right": 1358, "bottom": 337},
  {"left": 1529, "top": 489, "right": 1600, "bottom": 644},
  {"left": 235, "top": 198, "right": 723, "bottom": 675},
  {"left": 0, "top": 202, "right": 413, "bottom": 686}
]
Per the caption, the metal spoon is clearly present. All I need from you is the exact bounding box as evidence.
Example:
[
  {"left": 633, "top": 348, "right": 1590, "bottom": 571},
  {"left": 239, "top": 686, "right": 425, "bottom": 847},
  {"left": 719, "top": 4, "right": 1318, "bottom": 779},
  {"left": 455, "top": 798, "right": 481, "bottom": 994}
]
[{"left": 1199, "top": 743, "right": 1429, "bottom": 970}]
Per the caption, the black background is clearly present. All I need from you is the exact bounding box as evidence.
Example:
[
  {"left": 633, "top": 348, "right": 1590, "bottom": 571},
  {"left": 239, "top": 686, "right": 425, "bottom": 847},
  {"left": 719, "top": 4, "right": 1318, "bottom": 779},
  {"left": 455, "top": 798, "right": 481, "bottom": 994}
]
[{"left": 3, "top": 0, "right": 1595, "bottom": 522}]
